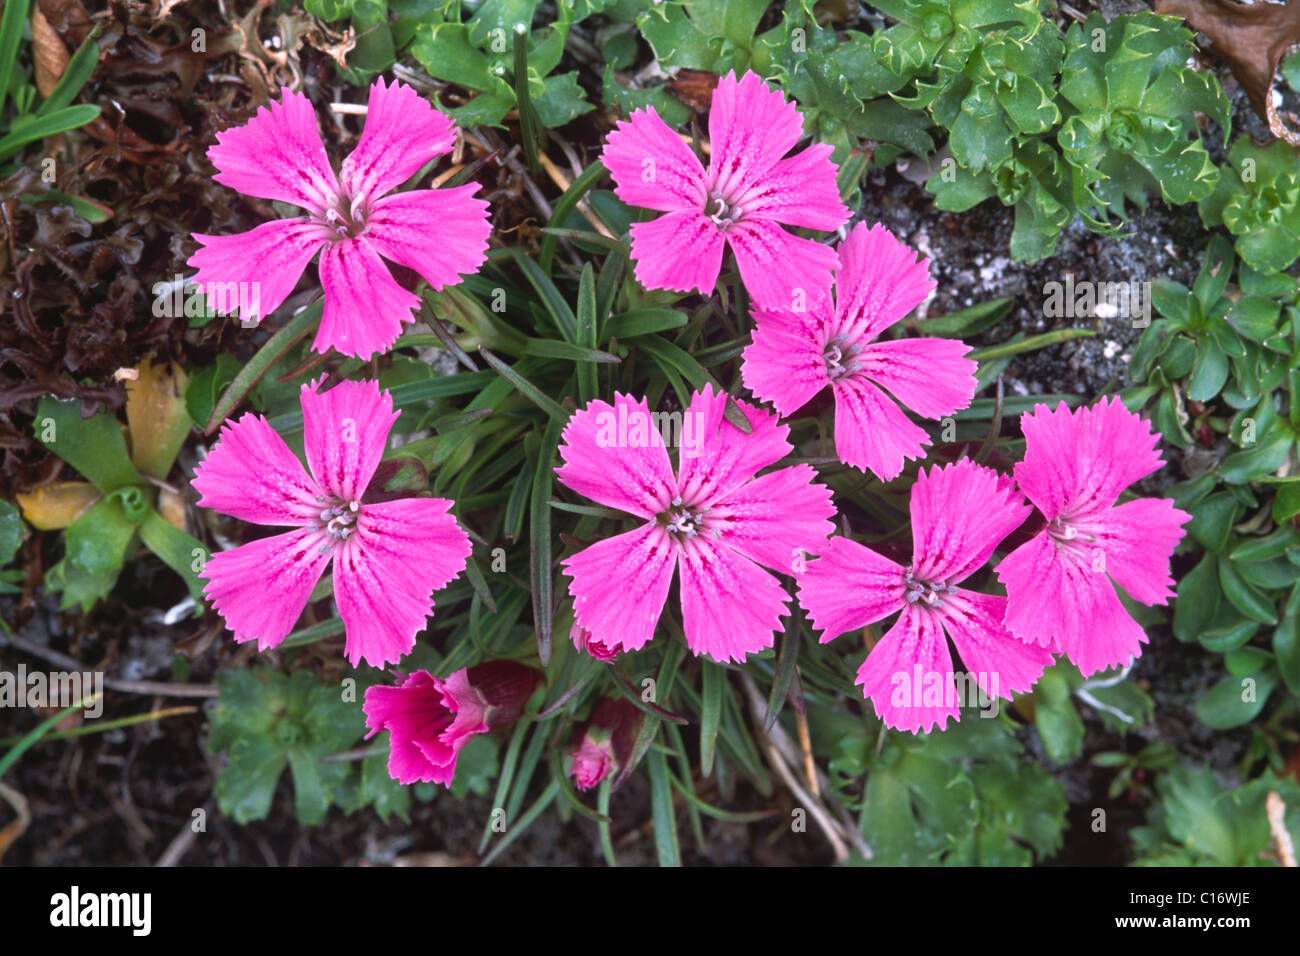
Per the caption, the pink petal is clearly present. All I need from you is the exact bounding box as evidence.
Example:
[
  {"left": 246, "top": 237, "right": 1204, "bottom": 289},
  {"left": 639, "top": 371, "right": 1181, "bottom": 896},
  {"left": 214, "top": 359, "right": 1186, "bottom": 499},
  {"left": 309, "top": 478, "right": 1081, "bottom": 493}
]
[
  {"left": 678, "top": 534, "right": 790, "bottom": 662},
  {"left": 856, "top": 338, "right": 978, "bottom": 419},
  {"left": 707, "top": 72, "right": 805, "bottom": 202},
  {"left": 569, "top": 738, "right": 615, "bottom": 791},
  {"left": 996, "top": 531, "right": 1148, "bottom": 677},
  {"left": 571, "top": 622, "right": 621, "bottom": 661},
  {"left": 733, "top": 143, "right": 848, "bottom": 231},
  {"left": 831, "top": 222, "right": 935, "bottom": 344},
  {"left": 363, "top": 671, "right": 457, "bottom": 785},
  {"left": 333, "top": 497, "right": 472, "bottom": 668},
  {"left": 628, "top": 210, "right": 725, "bottom": 296},
  {"left": 206, "top": 87, "right": 341, "bottom": 217},
  {"left": 188, "top": 219, "right": 330, "bottom": 323},
  {"left": 192, "top": 412, "right": 322, "bottom": 525},
  {"left": 910, "top": 459, "right": 1030, "bottom": 585},
  {"left": 364, "top": 185, "right": 490, "bottom": 291},
  {"left": 563, "top": 523, "right": 676, "bottom": 653},
  {"left": 675, "top": 386, "right": 792, "bottom": 507},
  {"left": 601, "top": 105, "right": 707, "bottom": 212},
  {"left": 796, "top": 535, "right": 906, "bottom": 641},
  {"left": 741, "top": 308, "right": 830, "bottom": 416},
  {"left": 1014, "top": 396, "right": 1165, "bottom": 520},
  {"left": 300, "top": 377, "right": 398, "bottom": 502},
  {"left": 708, "top": 464, "right": 835, "bottom": 573},
  {"left": 856, "top": 606, "right": 959, "bottom": 734},
  {"left": 830, "top": 373, "right": 931, "bottom": 481},
  {"left": 341, "top": 78, "right": 457, "bottom": 203},
  {"left": 201, "top": 528, "right": 332, "bottom": 651},
  {"left": 939, "top": 589, "right": 1054, "bottom": 699},
  {"left": 554, "top": 393, "right": 676, "bottom": 519},
  {"left": 315, "top": 236, "right": 421, "bottom": 359},
  {"left": 435, "top": 669, "right": 491, "bottom": 748},
  {"left": 726, "top": 219, "right": 837, "bottom": 312},
  {"left": 1094, "top": 497, "right": 1189, "bottom": 605}
]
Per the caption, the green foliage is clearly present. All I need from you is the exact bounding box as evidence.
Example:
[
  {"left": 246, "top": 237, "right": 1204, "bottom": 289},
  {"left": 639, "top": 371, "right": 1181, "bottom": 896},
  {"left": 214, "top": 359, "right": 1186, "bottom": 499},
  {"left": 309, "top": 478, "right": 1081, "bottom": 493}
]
[
  {"left": 208, "top": 668, "right": 369, "bottom": 825},
  {"left": 750, "top": 8, "right": 932, "bottom": 164},
  {"left": 842, "top": 715, "right": 1067, "bottom": 866},
  {"left": 1131, "top": 765, "right": 1300, "bottom": 866},
  {"left": 1200, "top": 138, "right": 1300, "bottom": 274},
  {"left": 0, "top": 0, "right": 101, "bottom": 173},
  {"left": 33, "top": 398, "right": 207, "bottom": 612},
  {"left": 916, "top": 11, "right": 1229, "bottom": 261},
  {"left": 1059, "top": 13, "right": 1227, "bottom": 214},
  {"left": 1125, "top": 236, "right": 1300, "bottom": 775}
]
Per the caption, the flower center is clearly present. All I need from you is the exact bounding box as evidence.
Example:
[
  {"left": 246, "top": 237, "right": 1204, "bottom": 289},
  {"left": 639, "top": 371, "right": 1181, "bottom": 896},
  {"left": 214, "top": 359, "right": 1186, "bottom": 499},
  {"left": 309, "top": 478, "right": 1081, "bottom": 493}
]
[
  {"left": 1046, "top": 515, "right": 1096, "bottom": 549},
  {"left": 314, "top": 495, "right": 361, "bottom": 552},
  {"left": 904, "top": 566, "right": 955, "bottom": 607},
  {"left": 822, "top": 335, "right": 862, "bottom": 379},
  {"left": 704, "top": 191, "right": 742, "bottom": 230},
  {"left": 322, "top": 193, "right": 369, "bottom": 239},
  {"left": 658, "top": 497, "right": 716, "bottom": 540}
]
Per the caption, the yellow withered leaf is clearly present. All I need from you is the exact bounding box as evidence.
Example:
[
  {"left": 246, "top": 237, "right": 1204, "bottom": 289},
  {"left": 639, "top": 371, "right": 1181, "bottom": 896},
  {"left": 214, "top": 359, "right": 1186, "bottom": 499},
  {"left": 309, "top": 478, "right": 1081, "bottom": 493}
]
[
  {"left": 125, "top": 360, "right": 193, "bottom": 480},
  {"left": 16, "top": 482, "right": 100, "bottom": 530}
]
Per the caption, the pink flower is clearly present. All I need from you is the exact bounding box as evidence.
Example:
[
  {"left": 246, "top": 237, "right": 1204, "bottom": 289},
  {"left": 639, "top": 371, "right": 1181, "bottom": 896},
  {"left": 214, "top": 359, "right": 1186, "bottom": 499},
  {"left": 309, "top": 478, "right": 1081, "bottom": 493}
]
[
  {"left": 567, "top": 698, "right": 641, "bottom": 791},
  {"left": 188, "top": 79, "right": 490, "bottom": 360},
  {"left": 797, "top": 459, "right": 1054, "bottom": 733},
  {"left": 995, "top": 398, "right": 1190, "bottom": 677},
  {"left": 555, "top": 386, "right": 835, "bottom": 663},
  {"left": 364, "top": 662, "right": 540, "bottom": 786},
  {"left": 742, "top": 222, "right": 977, "bottom": 481},
  {"left": 571, "top": 622, "right": 621, "bottom": 661},
  {"left": 192, "top": 376, "right": 472, "bottom": 668},
  {"left": 601, "top": 70, "right": 848, "bottom": 310}
]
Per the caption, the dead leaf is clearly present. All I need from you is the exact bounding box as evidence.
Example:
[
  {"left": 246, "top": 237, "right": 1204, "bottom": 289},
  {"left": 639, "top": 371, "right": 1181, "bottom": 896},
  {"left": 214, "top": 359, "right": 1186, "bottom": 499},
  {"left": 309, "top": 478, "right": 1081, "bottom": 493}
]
[
  {"left": 1156, "top": 0, "right": 1300, "bottom": 145},
  {"left": 16, "top": 481, "right": 100, "bottom": 529},
  {"left": 125, "top": 359, "right": 192, "bottom": 479},
  {"left": 31, "top": 6, "right": 69, "bottom": 98},
  {"left": 667, "top": 69, "right": 717, "bottom": 113}
]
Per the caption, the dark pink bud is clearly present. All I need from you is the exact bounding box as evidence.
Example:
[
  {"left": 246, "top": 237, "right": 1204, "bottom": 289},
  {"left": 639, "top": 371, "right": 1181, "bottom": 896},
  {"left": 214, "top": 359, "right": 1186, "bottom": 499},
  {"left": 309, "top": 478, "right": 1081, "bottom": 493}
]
[{"left": 567, "top": 698, "right": 642, "bottom": 791}]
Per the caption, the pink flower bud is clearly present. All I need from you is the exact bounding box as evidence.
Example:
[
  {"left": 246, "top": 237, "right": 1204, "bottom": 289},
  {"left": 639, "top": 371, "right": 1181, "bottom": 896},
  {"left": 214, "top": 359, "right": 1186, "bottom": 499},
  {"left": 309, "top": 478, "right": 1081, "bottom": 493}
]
[
  {"left": 567, "top": 698, "right": 641, "bottom": 791},
  {"left": 364, "top": 661, "right": 540, "bottom": 785}
]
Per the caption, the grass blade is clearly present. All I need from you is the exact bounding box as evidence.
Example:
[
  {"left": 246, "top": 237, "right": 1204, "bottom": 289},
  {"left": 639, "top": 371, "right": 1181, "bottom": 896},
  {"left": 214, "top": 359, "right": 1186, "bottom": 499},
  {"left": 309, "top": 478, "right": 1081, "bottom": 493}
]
[{"left": 206, "top": 301, "right": 322, "bottom": 433}]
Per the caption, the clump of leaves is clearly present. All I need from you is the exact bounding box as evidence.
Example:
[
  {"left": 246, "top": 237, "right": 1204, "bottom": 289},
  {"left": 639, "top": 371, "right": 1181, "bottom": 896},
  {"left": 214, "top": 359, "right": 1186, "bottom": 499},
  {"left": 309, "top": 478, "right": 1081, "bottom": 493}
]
[
  {"left": 1199, "top": 138, "right": 1300, "bottom": 274},
  {"left": 19, "top": 363, "right": 206, "bottom": 612},
  {"left": 892, "top": 8, "right": 1230, "bottom": 261},
  {"left": 208, "top": 667, "right": 401, "bottom": 825},
  {"left": 340, "top": 0, "right": 600, "bottom": 129},
  {"left": 836, "top": 713, "right": 1068, "bottom": 866},
  {"left": 1058, "top": 13, "right": 1227, "bottom": 217},
  {"left": 1125, "top": 239, "right": 1300, "bottom": 772},
  {"left": 1131, "top": 764, "right": 1300, "bottom": 865},
  {"left": 890, "top": 0, "right": 1061, "bottom": 174},
  {"left": 748, "top": 6, "right": 934, "bottom": 164}
]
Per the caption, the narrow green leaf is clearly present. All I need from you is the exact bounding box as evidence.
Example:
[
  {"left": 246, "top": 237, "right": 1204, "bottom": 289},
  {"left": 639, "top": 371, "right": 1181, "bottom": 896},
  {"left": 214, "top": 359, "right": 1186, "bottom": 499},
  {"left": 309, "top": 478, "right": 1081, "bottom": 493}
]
[
  {"left": 647, "top": 749, "right": 681, "bottom": 867},
  {"left": 539, "top": 159, "right": 607, "bottom": 272},
  {"left": 510, "top": 251, "right": 578, "bottom": 341},
  {"left": 607, "top": 308, "right": 687, "bottom": 338},
  {"left": 478, "top": 347, "right": 569, "bottom": 423},
  {"left": 137, "top": 509, "right": 207, "bottom": 602},
  {"left": 576, "top": 264, "right": 598, "bottom": 404},
  {"left": 37, "top": 28, "right": 100, "bottom": 116},
  {"left": 699, "top": 661, "right": 724, "bottom": 776},
  {"left": 0, "top": 0, "right": 32, "bottom": 117},
  {"left": 531, "top": 419, "right": 561, "bottom": 665},
  {"left": 206, "top": 301, "right": 323, "bottom": 434}
]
